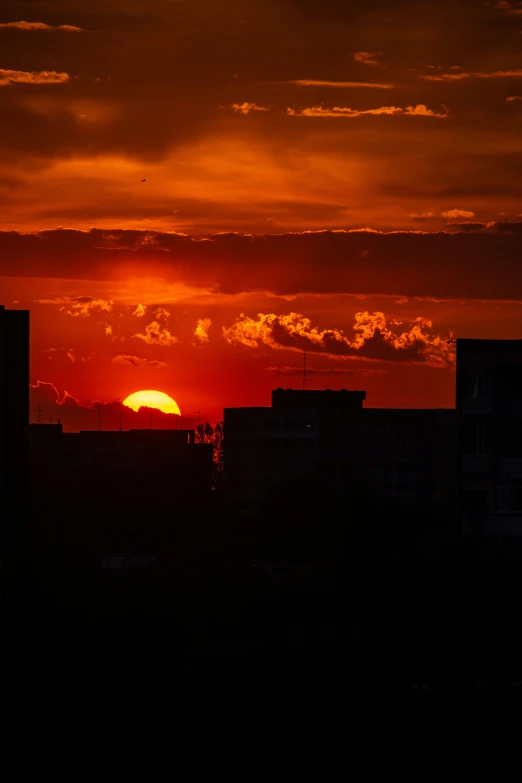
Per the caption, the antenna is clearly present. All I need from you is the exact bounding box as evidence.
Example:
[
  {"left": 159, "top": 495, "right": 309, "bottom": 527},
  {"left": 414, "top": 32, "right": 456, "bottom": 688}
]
[
  {"left": 34, "top": 403, "right": 43, "bottom": 424},
  {"left": 302, "top": 350, "right": 308, "bottom": 391},
  {"left": 116, "top": 398, "right": 122, "bottom": 431}
]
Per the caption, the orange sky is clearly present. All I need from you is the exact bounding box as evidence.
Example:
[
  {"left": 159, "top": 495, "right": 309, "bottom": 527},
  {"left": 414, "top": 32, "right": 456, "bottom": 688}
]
[{"left": 1, "top": 1, "right": 522, "bottom": 428}]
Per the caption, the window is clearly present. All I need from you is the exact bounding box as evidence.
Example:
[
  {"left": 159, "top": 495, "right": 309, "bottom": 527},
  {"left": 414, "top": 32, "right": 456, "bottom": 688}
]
[
  {"left": 379, "top": 430, "right": 390, "bottom": 451},
  {"left": 475, "top": 422, "right": 487, "bottom": 455},
  {"left": 467, "top": 372, "right": 487, "bottom": 399},
  {"left": 465, "top": 489, "right": 488, "bottom": 513},
  {"left": 493, "top": 484, "right": 522, "bottom": 513}
]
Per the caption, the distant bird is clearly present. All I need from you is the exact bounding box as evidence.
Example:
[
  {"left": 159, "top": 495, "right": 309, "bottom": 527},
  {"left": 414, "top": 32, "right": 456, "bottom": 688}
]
[{"left": 141, "top": 178, "right": 146, "bottom": 183}]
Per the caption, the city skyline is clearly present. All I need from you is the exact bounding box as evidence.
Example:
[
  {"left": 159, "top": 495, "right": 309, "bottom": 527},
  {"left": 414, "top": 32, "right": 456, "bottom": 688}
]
[{"left": 1, "top": 0, "right": 521, "bottom": 422}]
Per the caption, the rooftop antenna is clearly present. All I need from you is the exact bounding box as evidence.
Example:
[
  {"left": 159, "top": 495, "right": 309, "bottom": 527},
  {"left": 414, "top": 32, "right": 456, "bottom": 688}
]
[
  {"left": 34, "top": 402, "right": 43, "bottom": 424},
  {"left": 302, "top": 350, "right": 308, "bottom": 391},
  {"left": 116, "top": 398, "right": 122, "bottom": 431}
]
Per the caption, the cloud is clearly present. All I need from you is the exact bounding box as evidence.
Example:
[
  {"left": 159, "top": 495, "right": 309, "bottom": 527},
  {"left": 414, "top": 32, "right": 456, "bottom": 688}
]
[
  {"left": 445, "top": 222, "right": 488, "bottom": 232},
  {"left": 152, "top": 307, "right": 171, "bottom": 321},
  {"left": 492, "top": 1, "right": 522, "bottom": 13},
  {"left": 421, "top": 69, "right": 522, "bottom": 81},
  {"left": 223, "top": 311, "right": 455, "bottom": 368},
  {"left": 286, "top": 104, "right": 448, "bottom": 118},
  {"left": 265, "top": 365, "right": 386, "bottom": 376},
  {"left": 134, "top": 320, "right": 178, "bottom": 346},
  {"left": 441, "top": 209, "right": 476, "bottom": 219},
  {"left": 506, "top": 96, "right": 522, "bottom": 101},
  {"left": 104, "top": 324, "right": 113, "bottom": 336},
  {"left": 112, "top": 355, "right": 167, "bottom": 368},
  {"left": 66, "top": 349, "right": 76, "bottom": 363},
  {"left": 284, "top": 79, "right": 392, "bottom": 89},
  {"left": 194, "top": 317, "right": 212, "bottom": 343},
  {"left": 0, "top": 21, "right": 83, "bottom": 32},
  {"left": 7, "top": 227, "right": 522, "bottom": 301},
  {"left": 409, "top": 212, "right": 437, "bottom": 221},
  {"left": 231, "top": 102, "right": 270, "bottom": 114},
  {"left": 132, "top": 304, "right": 147, "bottom": 318},
  {"left": 36, "top": 296, "right": 113, "bottom": 317},
  {"left": 353, "top": 51, "right": 381, "bottom": 67},
  {"left": 0, "top": 68, "right": 72, "bottom": 86}
]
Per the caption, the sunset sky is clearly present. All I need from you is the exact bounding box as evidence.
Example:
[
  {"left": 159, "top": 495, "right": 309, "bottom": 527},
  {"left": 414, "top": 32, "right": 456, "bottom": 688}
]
[{"left": 1, "top": 0, "right": 522, "bottom": 429}]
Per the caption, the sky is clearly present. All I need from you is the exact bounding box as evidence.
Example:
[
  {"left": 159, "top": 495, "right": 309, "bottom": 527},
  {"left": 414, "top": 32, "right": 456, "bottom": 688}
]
[{"left": 1, "top": 0, "right": 521, "bottom": 429}]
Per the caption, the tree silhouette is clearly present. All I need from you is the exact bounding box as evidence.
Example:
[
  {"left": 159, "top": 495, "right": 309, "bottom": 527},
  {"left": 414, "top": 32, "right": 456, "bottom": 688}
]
[{"left": 195, "top": 420, "right": 224, "bottom": 490}]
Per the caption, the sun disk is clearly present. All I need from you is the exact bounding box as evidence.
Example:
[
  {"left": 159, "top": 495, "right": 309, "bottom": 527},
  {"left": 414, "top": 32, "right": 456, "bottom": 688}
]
[{"left": 122, "top": 390, "right": 181, "bottom": 415}]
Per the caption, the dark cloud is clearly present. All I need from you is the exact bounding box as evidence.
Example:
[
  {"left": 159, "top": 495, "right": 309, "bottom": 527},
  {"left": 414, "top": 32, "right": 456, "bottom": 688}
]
[
  {"left": 222, "top": 310, "right": 455, "bottom": 367},
  {"left": 2, "top": 227, "right": 522, "bottom": 300}
]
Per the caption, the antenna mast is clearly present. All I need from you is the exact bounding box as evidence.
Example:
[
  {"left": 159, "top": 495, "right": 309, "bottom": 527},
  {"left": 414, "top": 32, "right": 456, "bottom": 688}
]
[
  {"left": 302, "top": 350, "right": 308, "bottom": 391},
  {"left": 35, "top": 403, "right": 43, "bottom": 424},
  {"left": 117, "top": 398, "right": 122, "bottom": 431}
]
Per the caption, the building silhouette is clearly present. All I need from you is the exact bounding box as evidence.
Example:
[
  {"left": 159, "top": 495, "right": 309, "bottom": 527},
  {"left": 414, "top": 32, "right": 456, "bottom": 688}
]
[
  {"left": 457, "top": 338, "right": 522, "bottom": 550},
  {"left": 0, "top": 305, "right": 30, "bottom": 605},
  {"left": 225, "top": 386, "right": 456, "bottom": 543},
  {"left": 30, "top": 425, "right": 213, "bottom": 564}
]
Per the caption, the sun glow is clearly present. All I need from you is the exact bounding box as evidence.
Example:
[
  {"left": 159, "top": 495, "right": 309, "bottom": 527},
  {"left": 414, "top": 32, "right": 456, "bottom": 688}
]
[{"left": 122, "top": 390, "right": 181, "bottom": 415}]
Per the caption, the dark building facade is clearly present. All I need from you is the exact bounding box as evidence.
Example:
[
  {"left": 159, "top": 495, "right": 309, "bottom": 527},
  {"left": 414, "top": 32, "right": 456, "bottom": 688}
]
[
  {"left": 0, "top": 305, "right": 30, "bottom": 597},
  {"left": 224, "top": 387, "right": 456, "bottom": 539},
  {"left": 30, "top": 426, "right": 213, "bottom": 559},
  {"left": 456, "top": 338, "right": 522, "bottom": 546}
]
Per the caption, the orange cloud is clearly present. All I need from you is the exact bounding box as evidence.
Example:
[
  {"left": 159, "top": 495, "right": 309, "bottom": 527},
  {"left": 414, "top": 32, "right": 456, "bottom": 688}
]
[
  {"left": 132, "top": 304, "right": 147, "bottom": 317},
  {"left": 36, "top": 296, "right": 113, "bottom": 316},
  {"left": 152, "top": 307, "right": 171, "bottom": 320},
  {"left": 265, "top": 365, "right": 386, "bottom": 376},
  {"left": 287, "top": 104, "right": 448, "bottom": 118},
  {"left": 506, "top": 96, "right": 522, "bottom": 101},
  {"left": 353, "top": 51, "right": 382, "bottom": 66},
  {"left": 0, "top": 68, "right": 72, "bottom": 85},
  {"left": 421, "top": 69, "right": 522, "bottom": 81},
  {"left": 223, "top": 311, "right": 455, "bottom": 368},
  {"left": 134, "top": 320, "right": 178, "bottom": 346},
  {"left": 285, "top": 79, "right": 392, "bottom": 89},
  {"left": 410, "top": 212, "right": 437, "bottom": 221},
  {"left": 194, "top": 317, "right": 212, "bottom": 342},
  {"left": 112, "top": 354, "right": 167, "bottom": 368},
  {"left": 0, "top": 21, "right": 83, "bottom": 32},
  {"left": 441, "top": 208, "right": 475, "bottom": 219},
  {"left": 66, "top": 349, "right": 76, "bottom": 363},
  {"left": 231, "top": 102, "right": 269, "bottom": 114}
]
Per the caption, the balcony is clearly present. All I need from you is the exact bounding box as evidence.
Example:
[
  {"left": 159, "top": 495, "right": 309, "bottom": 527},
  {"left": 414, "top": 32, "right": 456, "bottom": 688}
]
[
  {"left": 461, "top": 398, "right": 491, "bottom": 416},
  {"left": 461, "top": 454, "right": 490, "bottom": 473},
  {"left": 500, "top": 457, "right": 522, "bottom": 478}
]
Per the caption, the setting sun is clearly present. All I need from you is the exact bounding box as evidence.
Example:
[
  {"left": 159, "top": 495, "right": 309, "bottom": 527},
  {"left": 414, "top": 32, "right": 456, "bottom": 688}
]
[{"left": 123, "top": 390, "right": 181, "bottom": 415}]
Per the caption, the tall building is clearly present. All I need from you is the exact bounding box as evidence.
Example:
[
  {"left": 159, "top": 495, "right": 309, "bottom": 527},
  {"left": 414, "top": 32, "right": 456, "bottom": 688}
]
[
  {"left": 0, "top": 305, "right": 30, "bottom": 598},
  {"left": 456, "top": 338, "right": 522, "bottom": 548},
  {"left": 224, "top": 387, "right": 456, "bottom": 535}
]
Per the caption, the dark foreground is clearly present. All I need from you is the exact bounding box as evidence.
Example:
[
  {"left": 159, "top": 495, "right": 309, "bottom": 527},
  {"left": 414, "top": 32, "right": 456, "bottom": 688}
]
[{"left": 6, "top": 553, "right": 522, "bottom": 706}]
